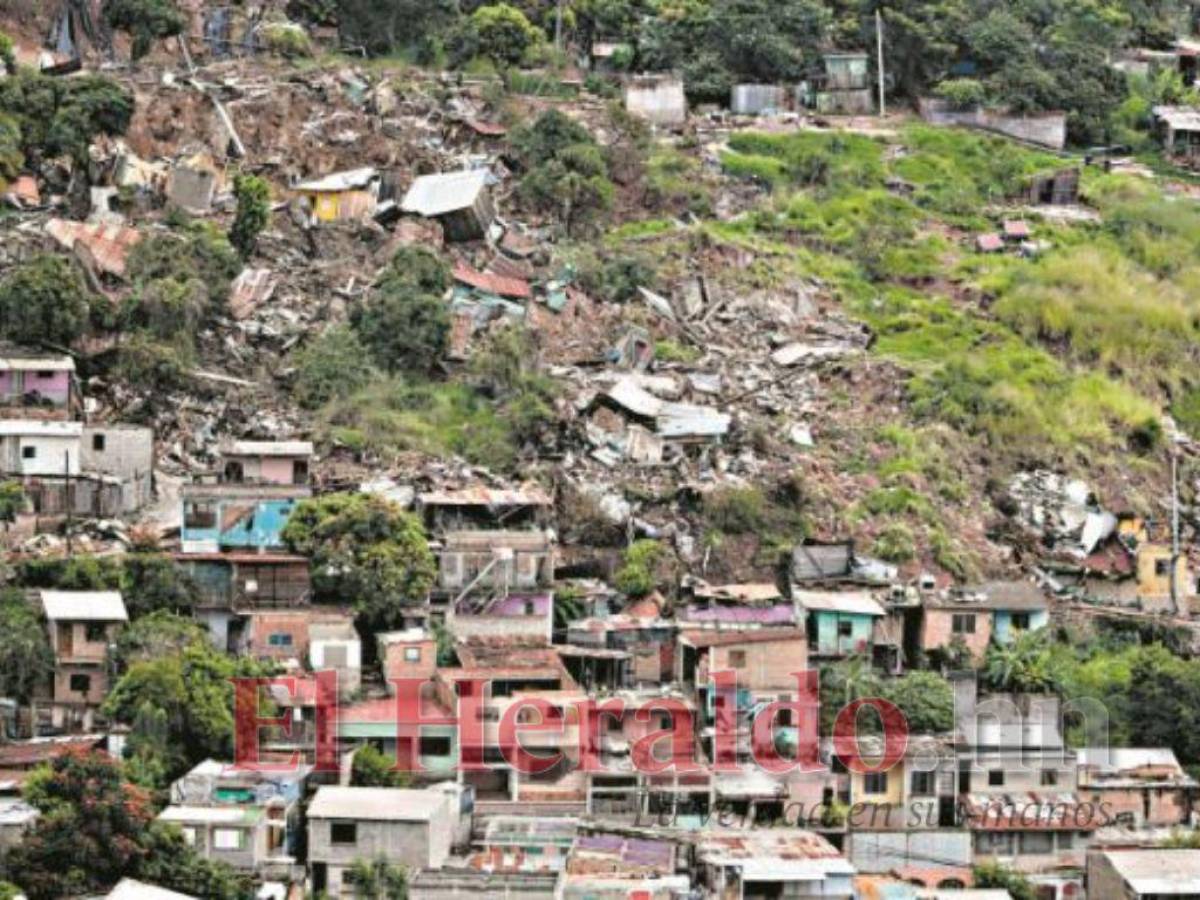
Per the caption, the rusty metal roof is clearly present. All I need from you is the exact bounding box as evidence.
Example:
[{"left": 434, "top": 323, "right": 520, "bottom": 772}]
[
  {"left": 453, "top": 262, "right": 532, "bottom": 300},
  {"left": 45, "top": 218, "right": 141, "bottom": 278}
]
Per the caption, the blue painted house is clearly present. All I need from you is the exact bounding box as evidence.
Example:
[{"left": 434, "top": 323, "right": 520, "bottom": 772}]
[
  {"left": 181, "top": 483, "right": 311, "bottom": 554},
  {"left": 795, "top": 590, "right": 888, "bottom": 657},
  {"left": 977, "top": 580, "right": 1050, "bottom": 644}
]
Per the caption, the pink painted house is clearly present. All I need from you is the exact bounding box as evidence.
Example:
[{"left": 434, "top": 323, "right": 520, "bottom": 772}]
[
  {"left": 220, "top": 441, "right": 313, "bottom": 486},
  {"left": 0, "top": 348, "right": 81, "bottom": 420}
]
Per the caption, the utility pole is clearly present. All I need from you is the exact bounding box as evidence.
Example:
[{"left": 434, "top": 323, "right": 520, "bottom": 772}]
[
  {"left": 876, "top": 8, "right": 886, "bottom": 118},
  {"left": 64, "top": 449, "right": 72, "bottom": 556},
  {"left": 1170, "top": 449, "right": 1180, "bottom": 616},
  {"left": 555, "top": 0, "right": 564, "bottom": 51}
]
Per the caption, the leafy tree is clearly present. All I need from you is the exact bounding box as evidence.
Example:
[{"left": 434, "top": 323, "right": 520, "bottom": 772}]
[
  {"left": 0, "top": 481, "right": 25, "bottom": 524},
  {"left": 282, "top": 493, "right": 437, "bottom": 628},
  {"left": 127, "top": 222, "right": 241, "bottom": 316},
  {"left": 0, "top": 31, "right": 13, "bottom": 75},
  {"left": 972, "top": 861, "right": 1037, "bottom": 900},
  {"left": 0, "top": 72, "right": 134, "bottom": 163},
  {"left": 511, "top": 110, "right": 613, "bottom": 234},
  {"left": 293, "top": 325, "right": 376, "bottom": 409},
  {"left": 110, "top": 610, "right": 210, "bottom": 670},
  {"left": 982, "top": 630, "right": 1061, "bottom": 694},
  {"left": 0, "top": 114, "right": 21, "bottom": 183},
  {"left": 468, "top": 325, "right": 558, "bottom": 447},
  {"left": 105, "top": 0, "right": 187, "bottom": 61},
  {"left": 336, "top": 0, "right": 457, "bottom": 56},
  {"left": 121, "top": 553, "right": 197, "bottom": 619},
  {"left": 877, "top": 670, "right": 954, "bottom": 733},
  {"left": 103, "top": 639, "right": 271, "bottom": 778},
  {"left": 613, "top": 539, "right": 665, "bottom": 597},
  {"left": 346, "top": 856, "right": 409, "bottom": 899},
  {"left": 470, "top": 3, "right": 543, "bottom": 67},
  {"left": 351, "top": 248, "right": 451, "bottom": 373},
  {"left": 0, "top": 592, "right": 53, "bottom": 705},
  {"left": 351, "top": 744, "right": 414, "bottom": 788},
  {"left": 10, "top": 750, "right": 154, "bottom": 898},
  {"left": 1127, "top": 644, "right": 1200, "bottom": 766},
  {"left": 8, "top": 749, "right": 249, "bottom": 900},
  {"left": 0, "top": 254, "right": 92, "bottom": 348},
  {"left": 230, "top": 174, "right": 270, "bottom": 260}
]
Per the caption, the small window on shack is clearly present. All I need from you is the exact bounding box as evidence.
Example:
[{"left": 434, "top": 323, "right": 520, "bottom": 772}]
[
  {"left": 952, "top": 614, "right": 976, "bottom": 635},
  {"left": 91, "top": 434, "right": 106, "bottom": 452},
  {"left": 1156, "top": 559, "right": 1171, "bottom": 577},
  {"left": 330, "top": 822, "right": 357, "bottom": 845},
  {"left": 404, "top": 647, "right": 421, "bottom": 662},
  {"left": 21, "top": 446, "right": 34, "bottom": 460},
  {"left": 268, "top": 633, "right": 293, "bottom": 648},
  {"left": 185, "top": 501, "right": 218, "bottom": 530},
  {"left": 837, "top": 620, "right": 853, "bottom": 638},
  {"left": 69, "top": 673, "right": 91, "bottom": 694}
]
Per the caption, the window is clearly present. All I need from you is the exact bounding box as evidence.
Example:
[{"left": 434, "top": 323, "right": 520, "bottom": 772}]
[
  {"left": 1011, "top": 612, "right": 1031, "bottom": 631},
  {"left": 213, "top": 828, "right": 245, "bottom": 851},
  {"left": 330, "top": 822, "right": 357, "bottom": 845},
  {"left": 184, "top": 501, "right": 217, "bottom": 529},
  {"left": 91, "top": 434, "right": 106, "bottom": 452},
  {"left": 1156, "top": 558, "right": 1171, "bottom": 577},
  {"left": 952, "top": 613, "right": 976, "bottom": 635},
  {"left": 837, "top": 620, "right": 853, "bottom": 637},
  {"left": 404, "top": 647, "right": 421, "bottom": 663},
  {"left": 863, "top": 772, "right": 889, "bottom": 795},
  {"left": 1040, "top": 769, "right": 1058, "bottom": 787},
  {"left": 911, "top": 770, "right": 936, "bottom": 796},
  {"left": 1020, "top": 832, "right": 1053, "bottom": 854},
  {"left": 36, "top": 370, "right": 54, "bottom": 379},
  {"left": 420, "top": 736, "right": 452, "bottom": 756},
  {"left": 84, "top": 623, "right": 106, "bottom": 642},
  {"left": 976, "top": 832, "right": 1014, "bottom": 855},
  {"left": 988, "top": 769, "right": 1005, "bottom": 787},
  {"left": 727, "top": 650, "right": 746, "bottom": 669},
  {"left": 21, "top": 446, "right": 34, "bottom": 460},
  {"left": 268, "top": 633, "right": 293, "bottom": 647},
  {"left": 69, "top": 673, "right": 91, "bottom": 694}
]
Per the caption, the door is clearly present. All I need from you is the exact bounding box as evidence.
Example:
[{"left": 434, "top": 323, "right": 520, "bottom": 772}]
[{"left": 59, "top": 623, "right": 73, "bottom": 657}]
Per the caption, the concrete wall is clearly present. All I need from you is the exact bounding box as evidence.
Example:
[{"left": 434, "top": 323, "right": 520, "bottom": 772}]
[
  {"left": 625, "top": 76, "right": 687, "bottom": 126},
  {"left": 1086, "top": 852, "right": 1135, "bottom": 900},
  {"left": 0, "top": 433, "right": 79, "bottom": 476},
  {"left": 732, "top": 84, "right": 788, "bottom": 115},
  {"left": 993, "top": 609, "right": 1049, "bottom": 644},
  {"left": 921, "top": 607, "right": 992, "bottom": 660},
  {"left": 707, "top": 636, "right": 807, "bottom": 691},
  {"left": 53, "top": 662, "right": 108, "bottom": 706},
  {"left": 813, "top": 612, "right": 874, "bottom": 656},
  {"left": 310, "top": 807, "right": 452, "bottom": 893},
  {"left": 917, "top": 97, "right": 1067, "bottom": 150},
  {"left": 846, "top": 830, "right": 972, "bottom": 873}
]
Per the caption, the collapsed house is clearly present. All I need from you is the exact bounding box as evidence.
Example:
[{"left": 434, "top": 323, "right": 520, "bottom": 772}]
[
  {"left": 401, "top": 169, "right": 496, "bottom": 242},
  {"left": 1153, "top": 105, "right": 1200, "bottom": 161},
  {"left": 585, "top": 375, "right": 732, "bottom": 464}
]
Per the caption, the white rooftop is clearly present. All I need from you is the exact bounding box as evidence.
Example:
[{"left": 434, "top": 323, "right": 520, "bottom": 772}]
[
  {"left": 0, "top": 356, "right": 74, "bottom": 372},
  {"left": 1078, "top": 747, "right": 1182, "bottom": 771},
  {"left": 157, "top": 805, "right": 256, "bottom": 825},
  {"left": 402, "top": 169, "right": 491, "bottom": 217},
  {"left": 40, "top": 590, "right": 128, "bottom": 622},
  {"left": 0, "top": 798, "right": 38, "bottom": 826},
  {"left": 294, "top": 167, "right": 378, "bottom": 193},
  {"left": 307, "top": 786, "right": 447, "bottom": 822},
  {"left": 107, "top": 879, "right": 199, "bottom": 900},
  {"left": 1103, "top": 848, "right": 1200, "bottom": 894},
  {"left": 226, "top": 440, "right": 314, "bottom": 457},
  {"left": 0, "top": 420, "right": 81, "bottom": 438}
]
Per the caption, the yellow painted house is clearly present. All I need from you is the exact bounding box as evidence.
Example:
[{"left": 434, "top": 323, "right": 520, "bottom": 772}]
[{"left": 292, "top": 167, "right": 380, "bottom": 223}]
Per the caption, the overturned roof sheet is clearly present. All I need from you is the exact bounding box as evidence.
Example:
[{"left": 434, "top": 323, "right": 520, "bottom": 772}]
[
  {"left": 1154, "top": 105, "right": 1200, "bottom": 130},
  {"left": 45, "top": 218, "right": 141, "bottom": 278},
  {"left": 601, "top": 377, "right": 731, "bottom": 440},
  {"left": 294, "top": 167, "right": 379, "bottom": 192},
  {"left": 418, "top": 486, "right": 552, "bottom": 507},
  {"left": 795, "top": 591, "right": 885, "bottom": 617},
  {"left": 453, "top": 262, "right": 532, "bottom": 300},
  {"left": 402, "top": 169, "right": 492, "bottom": 218},
  {"left": 107, "top": 878, "right": 199, "bottom": 900},
  {"left": 691, "top": 582, "right": 782, "bottom": 603},
  {"left": 41, "top": 589, "right": 128, "bottom": 622},
  {"left": 229, "top": 268, "right": 277, "bottom": 320}
]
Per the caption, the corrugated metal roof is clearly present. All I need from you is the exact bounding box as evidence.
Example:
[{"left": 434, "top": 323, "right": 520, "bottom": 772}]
[
  {"left": 294, "top": 167, "right": 378, "bottom": 192},
  {"left": 45, "top": 218, "right": 141, "bottom": 278},
  {"left": 41, "top": 589, "right": 127, "bottom": 622},
  {"left": 0, "top": 354, "right": 74, "bottom": 371},
  {"left": 402, "top": 169, "right": 491, "bottom": 217},
  {"left": 453, "top": 262, "right": 532, "bottom": 300},
  {"left": 1104, "top": 849, "right": 1200, "bottom": 893},
  {"left": 791, "top": 543, "right": 854, "bottom": 580},
  {"left": 795, "top": 591, "right": 885, "bottom": 616},
  {"left": 602, "top": 377, "right": 731, "bottom": 439},
  {"left": 308, "top": 786, "right": 446, "bottom": 821}
]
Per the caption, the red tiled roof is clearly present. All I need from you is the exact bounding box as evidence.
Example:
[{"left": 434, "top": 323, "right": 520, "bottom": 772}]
[
  {"left": 45, "top": 219, "right": 141, "bottom": 278},
  {"left": 453, "top": 262, "right": 532, "bottom": 300},
  {"left": 0, "top": 736, "right": 105, "bottom": 768}
]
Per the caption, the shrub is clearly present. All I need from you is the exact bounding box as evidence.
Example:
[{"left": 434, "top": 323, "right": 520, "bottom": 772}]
[
  {"left": 351, "top": 284, "right": 449, "bottom": 374},
  {"left": 471, "top": 4, "right": 543, "bottom": 67},
  {"left": 292, "top": 326, "right": 375, "bottom": 409},
  {"left": 613, "top": 539, "right": 665, "bottom": 597},
  {"left": 229, "top": 174, "right": 270, "bottom": 260},
  {"left": 703, "top": 487, "right": 768, "bottom": 535},
  {"left": 934, "top": 78, "right": 987, "bottom": 109},
  {"left": 872, "top": 522, "right": 917, "bottom": 563},
  {"left": 104, "top": 0, "right": 187, "bottom": 61},
  {"left": 259, "top": 20, "right": 313, "bottom": 57},
  {"left": 0, "top": 254, "right": 92, "bottom": 347}
]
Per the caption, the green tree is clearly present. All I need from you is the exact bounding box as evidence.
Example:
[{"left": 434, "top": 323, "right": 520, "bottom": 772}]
[
  {"left": 511, "top": 110, "right": 613, "bottom": 234},
  {"left": 0, "top": 31, "right": 14, "bottom": 75},
  {"left": 293, "top": 325, "right": 376, "bottom": 409},
  {"left": 351, "top": 744, "right": 414, "bottom": 788},
  {"left": 877, "top": 670, "right": 954, "bottom": 734},
  {"left": 282, "top": 492, "right": 437, "bottom": 628},
  {"left": 0, "top": 481, "right": 25, "bottom": 524},
  {"left": 0, "top": 72, "right": 134, "bottom": 163},
  {"left": 351, "top": 248, "right": 450, "bottom": 373},
  {"left": 110, "top": 611, "right": 210, "bottom": 669},
  {"left": 127, "top": 222, "right": 241, "bottom": 316},
  {"left": 973, "top": 861, "right": 1037, "bottom": 900},
  {"left": 104, "top": 0, "right": 187, "bottom": 61},
  {"left": 336, "top": 0, "right": 457, "bottom": 56},
  {"left": 346, "top": 856, "right": 409, "bottom": 899},
  {"left": 121, "top": 553, "right": 197, "bottom": 619},
  {"left": 471, "top": 4, "right": 543, "bottom": 67},
  {"left": 613, "top": 539, "right": 665, "bottom": 597},
  {"left": 982, "top": 630, "right": 1061, "bottom": 694},
  {"left": 230, "top": 174, "right": 270, "bottom": 260},
  {"left": 103, "top": 639, "right": 271, "bottom": 778},
  {"left": 0, "top": 592, "right": 53, "bottom": 705},
  {"left": 468, "top": 325, "right": 558, "bottom": 447},
  {"left": 0, "top": 255, "right": 92, "bottom": 348}
]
